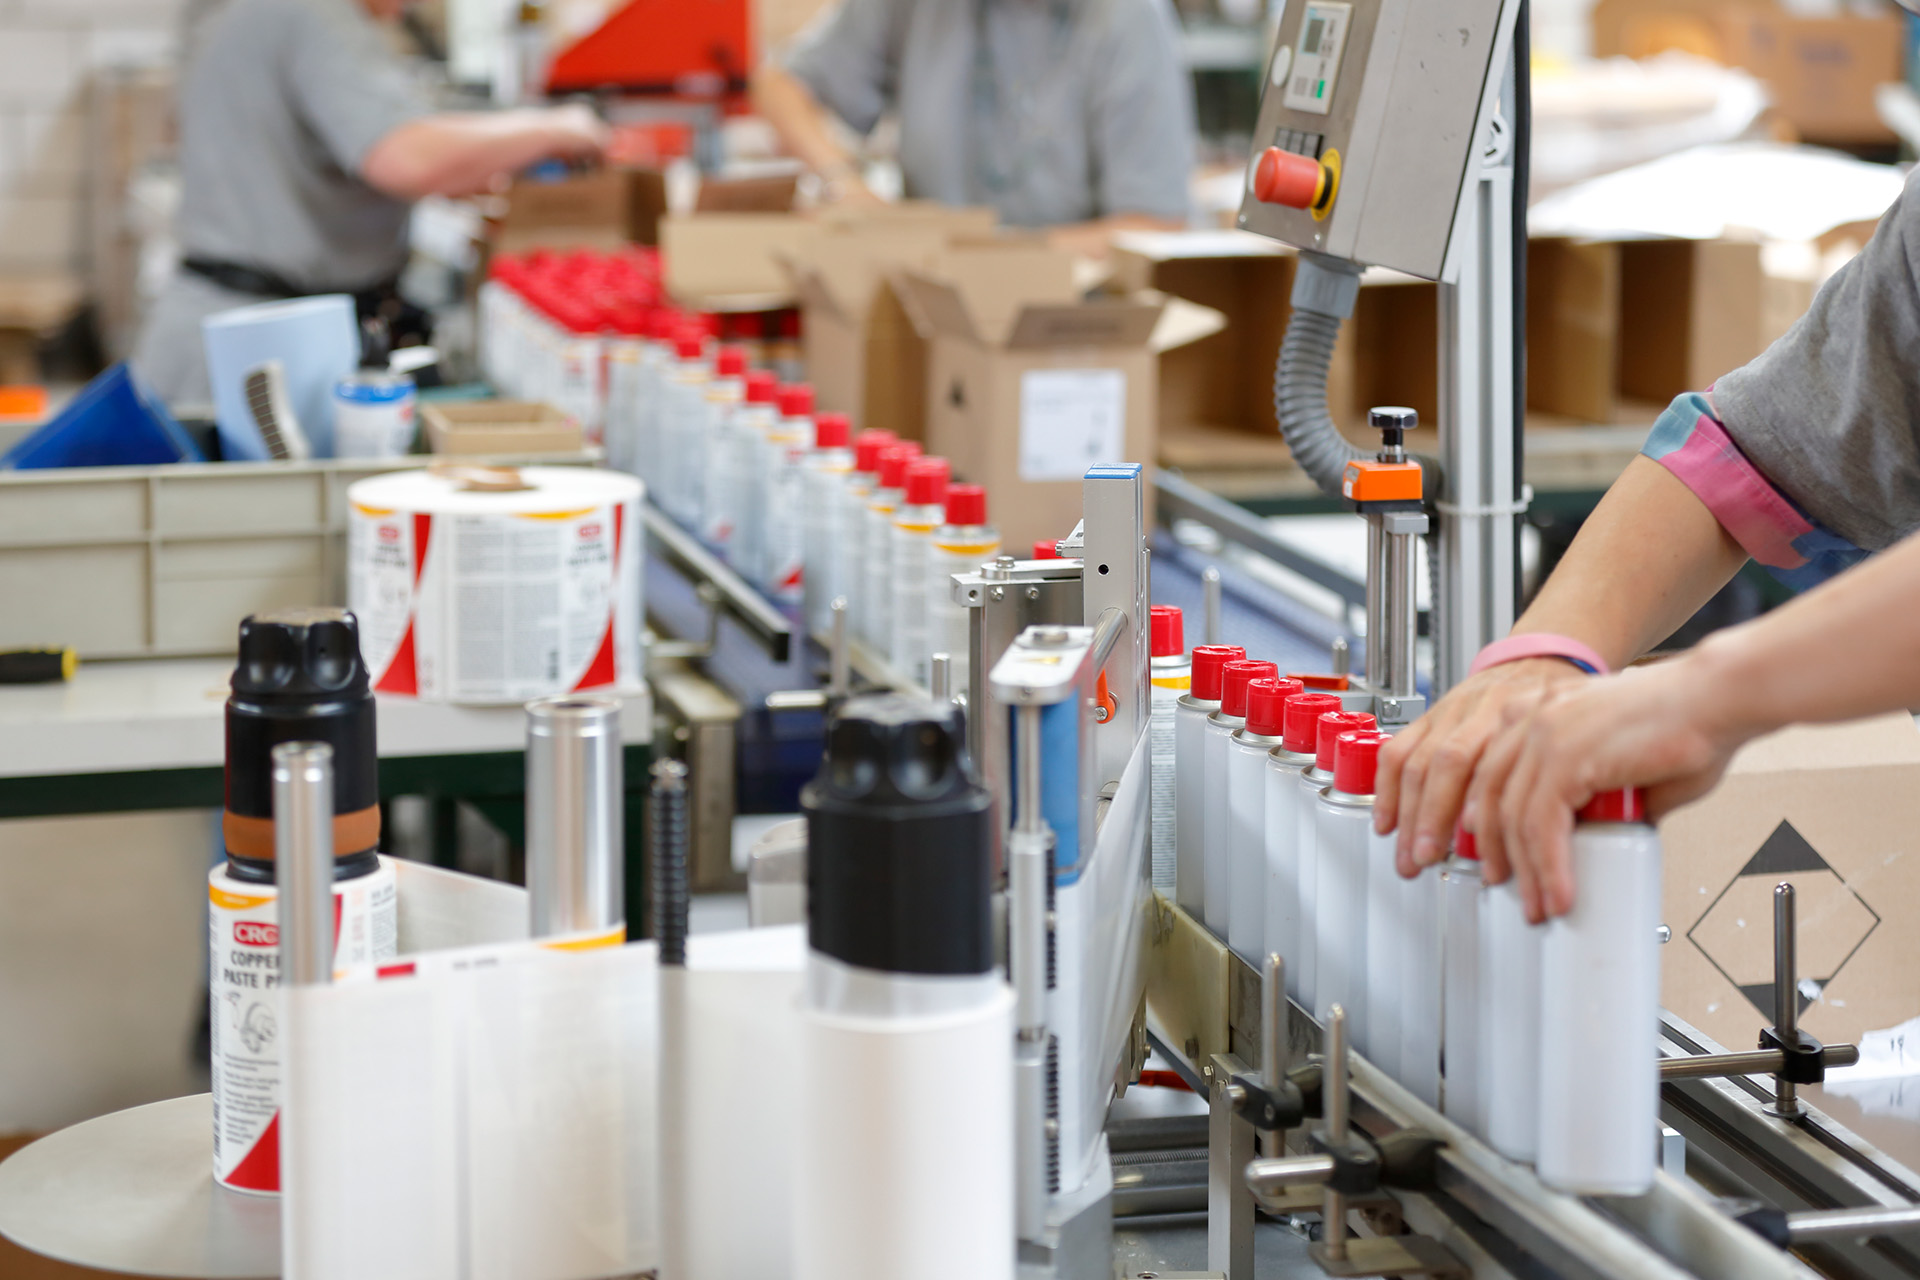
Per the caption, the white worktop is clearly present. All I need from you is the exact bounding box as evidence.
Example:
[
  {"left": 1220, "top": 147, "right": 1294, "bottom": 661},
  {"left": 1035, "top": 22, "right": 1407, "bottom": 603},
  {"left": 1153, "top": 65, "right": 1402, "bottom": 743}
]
[{"left": 0, "top": 659, "right": 653, "bottom": 779}]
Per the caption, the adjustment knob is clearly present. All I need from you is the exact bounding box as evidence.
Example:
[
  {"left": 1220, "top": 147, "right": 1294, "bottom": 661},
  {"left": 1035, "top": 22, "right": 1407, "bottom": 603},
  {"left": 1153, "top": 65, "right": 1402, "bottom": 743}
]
[
  {"left": 1368, "top": 406, "right": 1417, "bottom": 452},
  {"left": 1253, "top": 147, "right": 1325, "bottom": 210}
]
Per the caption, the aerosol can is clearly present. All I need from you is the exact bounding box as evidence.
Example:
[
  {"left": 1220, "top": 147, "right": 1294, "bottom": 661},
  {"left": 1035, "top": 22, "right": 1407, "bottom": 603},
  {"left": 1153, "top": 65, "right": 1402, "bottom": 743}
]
[
  {"left": 802, "top": 412, "right": 855, "bottom": 639},
  {"left": 1266, "top": 690, "right": 1334, "bottom": 1003},
  {"left": 659, "top": 331, "right": 711, "bottom": 528},
  {"left": 1538, "top": 790, "right": 1662, "bottom": 1195},
  {"left": 728, "top": 370, "right": 780, "bottom": 582},
  {"left": 1442, "top": 827, "right": 1485, "bottom": 1133},
  {"left": 1299, "top": 707, "right": 1373, "bottom": 1013},
  {"left": 928, "top": 485, "right": 1000, "bottom": 700},
  {"left": 1399, "top": 833, "right": 1445, "bottom": 1107},
  {"left": 1311, "top": 728, "right": 1387, "bottom": 1029},
  {"left": 1205, "top": 659, "right": 1277, "bottom": 937},
  {"left": 761, "top": 384, "right": 815, "bottom": 602},
  {"left": 1483, "top": 840, "right": 1546, "bottom": 1162},
  {"left": 1175, "top": 644, "right": 1244, "bottom": 918},
  {"left": 861, "top": 443, "right": 922, "bottom": 650},
  {"left": 1228, "top": 677, "right": 1301, "bottom": 962},
  {"left": 838, "top": 431, "right": 897, "bottom": 640},
  {"left": 888, "top": 457, "right": 950, "bottom": 688},
  {"left": 698, "top": 345, "right": 749, "bottom": 549},
  {"left": 1146, "top": 605, "right": 1189, "bottom": 895},
  {"left": 210, "top": 608, "right": 397, "bottom": 1194}
]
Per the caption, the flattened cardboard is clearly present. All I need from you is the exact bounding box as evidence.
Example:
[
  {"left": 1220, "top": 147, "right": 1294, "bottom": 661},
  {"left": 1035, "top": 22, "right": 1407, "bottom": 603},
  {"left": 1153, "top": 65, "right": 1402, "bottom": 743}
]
[{"left": 1661, "top": 714, "right": 1920, "bottom": 1054}]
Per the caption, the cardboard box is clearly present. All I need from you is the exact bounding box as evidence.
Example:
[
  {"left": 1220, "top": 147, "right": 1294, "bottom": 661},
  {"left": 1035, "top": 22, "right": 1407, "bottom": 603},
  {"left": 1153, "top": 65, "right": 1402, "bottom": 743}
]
[
  {"left": 1719, "top": 10, "right": 1904, "bottom": 145},
  {"left": 661, "top": 211, "right": 822, "bottom": 312},
  {"left": 1528, "top": 237, "right": 1622, "bottom": 424},
  {"left": 1661, "top": 714, "right": 1920, "bottom": 1054},
  {"left": 1590, "top": 0, "right": 1768, "bottom": 60},
  {"left": 422, "top": 401, "right": 582, "bottom": 455},
  {"left": 896, "top": 240, "right": 1221, "bottom": 549},
  {"left": 784, "top": 204, "right": 997, "bottom": 442},
  {"left": 495, "top": 170, "right": 641, "bottom": 256}
]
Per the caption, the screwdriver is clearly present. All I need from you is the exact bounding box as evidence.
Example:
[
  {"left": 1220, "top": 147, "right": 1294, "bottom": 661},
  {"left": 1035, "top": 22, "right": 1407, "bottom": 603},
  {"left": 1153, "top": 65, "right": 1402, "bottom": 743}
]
[{"left": 0, "top": 648, "right": 77, "bottom": 684}]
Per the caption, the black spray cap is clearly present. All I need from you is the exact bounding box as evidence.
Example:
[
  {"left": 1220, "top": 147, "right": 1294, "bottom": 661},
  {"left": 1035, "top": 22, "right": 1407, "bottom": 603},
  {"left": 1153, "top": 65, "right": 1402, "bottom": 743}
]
[
  {"left": 802, "top": 693, "right": 994, "bottom": 976},
  {"left": 224, "top": 608, "right": 379, "bottom": 849}
]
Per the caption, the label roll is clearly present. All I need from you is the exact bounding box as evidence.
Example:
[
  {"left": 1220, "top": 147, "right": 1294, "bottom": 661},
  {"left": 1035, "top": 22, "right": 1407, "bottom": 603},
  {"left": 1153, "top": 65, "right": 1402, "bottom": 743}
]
[{"left": 347, "top": 467, "right": 644, "bottom": 704}]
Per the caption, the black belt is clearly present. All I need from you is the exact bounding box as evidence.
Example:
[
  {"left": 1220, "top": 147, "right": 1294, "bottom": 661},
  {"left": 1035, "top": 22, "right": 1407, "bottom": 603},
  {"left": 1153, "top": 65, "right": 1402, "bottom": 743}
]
[{"left": 181, "top": 257, "right": 400, "bottom": 310}]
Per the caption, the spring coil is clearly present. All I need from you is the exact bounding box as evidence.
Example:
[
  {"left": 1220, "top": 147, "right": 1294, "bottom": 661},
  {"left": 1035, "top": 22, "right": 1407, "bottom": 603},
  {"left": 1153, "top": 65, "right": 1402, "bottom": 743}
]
[{"left": 649, "top": 758, "right": 691, "bottom": 966}]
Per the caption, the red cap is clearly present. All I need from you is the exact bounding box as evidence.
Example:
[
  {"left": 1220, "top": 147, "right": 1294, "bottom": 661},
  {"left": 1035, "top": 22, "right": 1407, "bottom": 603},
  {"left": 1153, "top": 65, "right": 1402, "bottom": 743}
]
[
  {"left": 777, "top": 384, "right": 815, "bottom": 417},
  {"left": 853, "top": 430, "right": 897, "bottom": 472},
  {"left": 745, "top": 370, "right": 779, "bottom": 404},
  {"left": 1149, "top": 605, "right": 1183, "bottom": 658},
  {"left": 814, "top": 412, "right": 851, "bottom": 449},
  {"left": 1245, "top": 677, "right": 1305, "bottom": 736},
  {"left": 1316, "top": 711, "right": 1377, "bottom": 772},
  {"left": 1281, "top": 692, "right": 1343, "bottom": 754},
  {"left": 1219, "top": 660, "right": 1278, "bottom": 718},
  {"left": 1287, "top": 672, "right": 1352, "bottom": 692},
  {"left": 904, "top": 457, "right": 950, "bottom": 506},
  {"left": 1189, "top": 645, "right": 1247, "bottom": 701},
  {"left": 673, "top": 333, "right": 704, "bottom": 360},
  {"left": 945, "top": 484, "right": 987, "bottom": 526},
  {"left": 1032, "top": 540, "right": 1061, "bottom": 560},
  {"left": 877, "top": 442, "right": 922, "bottom": 488},
  {"left": 1333, "top": 730, "right": 1389, "bottom": 796},
  {"left": 713, "top": 345, "right": 747, "bottom": 377},
  {"left": 1578, "top": 789, "right": 1648, "bottom": 824},
  {"left": 1454, "top": 823, "right": 1480, "bottom": 861}
]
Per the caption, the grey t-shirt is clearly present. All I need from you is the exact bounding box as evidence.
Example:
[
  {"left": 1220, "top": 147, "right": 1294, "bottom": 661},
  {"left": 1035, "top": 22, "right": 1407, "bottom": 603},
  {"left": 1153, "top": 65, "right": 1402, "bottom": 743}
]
[
  {"left": 1713, "top": 168, "right": 1920, "bottom": 553},
  {"left": 784, "top": 0, "right": 1195, "bottom": 227},
  {"left": 175, "top": 0, "right": 431, "bottom": 289}
]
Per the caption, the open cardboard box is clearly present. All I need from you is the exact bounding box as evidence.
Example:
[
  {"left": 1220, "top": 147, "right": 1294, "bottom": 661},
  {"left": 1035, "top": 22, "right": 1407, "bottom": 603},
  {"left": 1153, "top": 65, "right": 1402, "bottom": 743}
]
[
  {"left": 1661, "top": 714, "right": 1920, "bottom": 1056},
  {"left": 894, "top": 238, "right": 1223, "bottom": 550},
  {"left": 661, "top": 211, "right": 822, "bottom": 312},
  {"left": 422, "top": 401, "right": 583, "bottom": 455},
  {"left": 782, "top": 203, "right": 997, "bottom": 442}
]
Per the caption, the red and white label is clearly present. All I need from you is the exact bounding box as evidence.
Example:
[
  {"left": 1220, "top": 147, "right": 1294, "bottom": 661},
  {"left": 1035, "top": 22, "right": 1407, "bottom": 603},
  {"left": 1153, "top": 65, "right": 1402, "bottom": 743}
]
[{"left": 208, "top": 859, "right": 398, "bottom": 1194}]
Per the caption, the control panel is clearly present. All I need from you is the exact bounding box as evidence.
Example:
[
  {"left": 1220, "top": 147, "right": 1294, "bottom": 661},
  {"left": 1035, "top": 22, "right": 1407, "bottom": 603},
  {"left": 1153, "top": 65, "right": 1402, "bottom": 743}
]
[{"left": 1237, "top": 0, "right": 1515, "bottom": 281}]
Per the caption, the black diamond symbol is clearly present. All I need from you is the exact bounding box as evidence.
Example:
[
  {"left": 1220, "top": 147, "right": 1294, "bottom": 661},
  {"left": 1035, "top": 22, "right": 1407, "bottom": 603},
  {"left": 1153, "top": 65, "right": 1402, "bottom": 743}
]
[{"left": 1687, "top": 820, "right": 1880, "bottom": 1023}]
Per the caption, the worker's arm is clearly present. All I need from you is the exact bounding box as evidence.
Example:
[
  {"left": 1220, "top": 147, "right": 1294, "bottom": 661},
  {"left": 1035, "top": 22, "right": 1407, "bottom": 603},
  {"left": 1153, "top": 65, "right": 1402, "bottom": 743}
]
[
  {"left": 361, "top": 105, "right": 609, "bottom": 202},
  {"left": 1470, "top": 525, "right": 1920, "bottom": 922},
  {"left": 1375, "top": 455, "right": 1748, "bottom": 875},
  {"left": 750, "top": 63, "right": 884, "bottom": 207}
]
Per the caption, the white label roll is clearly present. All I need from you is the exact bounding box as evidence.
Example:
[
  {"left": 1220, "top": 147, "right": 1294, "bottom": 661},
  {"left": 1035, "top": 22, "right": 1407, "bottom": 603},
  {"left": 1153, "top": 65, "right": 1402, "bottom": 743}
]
[{"left": 348, "top": 467, "right": 644, "bottom": 704}]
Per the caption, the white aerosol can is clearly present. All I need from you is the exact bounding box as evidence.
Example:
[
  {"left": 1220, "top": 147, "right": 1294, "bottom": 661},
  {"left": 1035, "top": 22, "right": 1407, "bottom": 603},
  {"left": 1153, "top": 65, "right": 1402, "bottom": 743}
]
[
  {"left": 801, "top": 412, "right": 855, "bottom": 639},
  {"left": 928, "top": 485, "right": 1001, "bottom": 698},
  {"left": 697, "top": 345, "right": 748, "bottom": 549},
  {"left": 1537, "top": 790, "right": 1662, "bottom": 1195},
  {"left": 888, "top": 457, "right": 950, "bottom": 688},
  {"left": 1302, "top": 709, "right": 1375, "bottom": 1018},
  {"left": 1311, "top": 728, "right": 1385, "bottom": 1031},
  {"left": 1175, "top": 645, "right": 1243, "bottom": 919},
  {"left": 1205, "top": 660, "right": 1276, "bottom": 937},
  {"left": 838, "top": 432, "right": 896, "bottom": 640},
  {"left": 1483, "top": 866, "right": 1546, "bottom": 1161},
  {"left": 1442, "top": 828, "right": 1486, "bottom": 1133},
  {"left": 1146, "top": 605, "right": 1190, "bottom": 896},
  {"left": 1228, "top": 677, "right": 1300, "bottom": 962},
  {"left": 1267, "top": 692, "right": 1338, "bottom": 1003}
]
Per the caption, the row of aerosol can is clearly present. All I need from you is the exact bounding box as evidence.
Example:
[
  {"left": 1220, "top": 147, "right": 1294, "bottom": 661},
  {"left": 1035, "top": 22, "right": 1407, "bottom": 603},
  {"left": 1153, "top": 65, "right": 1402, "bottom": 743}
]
[
  {"left": 595, "top": 326, "right": 1009, "bottom": 692},
  {"left": 1162, "top": 640, "right": 1664, "bottom": 1196}
]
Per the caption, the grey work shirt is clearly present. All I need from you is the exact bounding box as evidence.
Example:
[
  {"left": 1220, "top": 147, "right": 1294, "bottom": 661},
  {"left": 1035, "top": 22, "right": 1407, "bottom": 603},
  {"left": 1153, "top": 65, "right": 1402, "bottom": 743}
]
[
  {"left": 1709, "top": 167, "right": 1920, "bottom": 556},
  {"left": 132, "top": 0, "right": 430, "bottom": 407},
  {"left": 783, "top": 0, "right": 1195, "bottom": 228}
]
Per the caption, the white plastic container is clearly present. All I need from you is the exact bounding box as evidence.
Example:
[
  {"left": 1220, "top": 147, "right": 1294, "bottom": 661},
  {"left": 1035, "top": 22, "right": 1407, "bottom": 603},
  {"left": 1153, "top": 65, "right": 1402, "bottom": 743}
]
[
  {"left": 838, "top": 432, "right": 895, "bottom": 641},
  {"left": 1205, "top": 660, "right": 1275, "bottom": 939},
  {"left": 1301, "top": 709, "right": 1375, "bottom": 1017},
  {"left": 1311, "top": 728, "right": 1385, "bottom": 1030},
  {"left": 697, "top": 346, "right": 749, "bottom": 549},
  {"left": 928, "top": 486, "right": 1001, "bottom": 697},
  {"left": 861, "top": 443, "right": 920, "bottom": 648},
  {"left": 1537, "top": 791, "right": 1662, "bottom": 1196},
  {"left": 1400, "top": 860, "right": 1445, "bottom": 1107},
  {"left": 801, "top": 412, "right": 855, "bottom": 639},
  {"left": 1365, "top": 824, "right": 1404, "bottom": 1080},
  {"left": 1228, "top": 677, "right": 1298, "bottom": 963},
  {"left": 332, "top": 371, "right": 417, "bottom": 459},
  {"left": 1147, "top": 606, "right": 1190, "bottom": 896},
  {"left": 888, "top": 457, "right": 951, "bottom": 688},
  {"left": 1442, "top": 832, "right": 1485, "bottom": 1133},
  {"left": 1177, "top": 645, "right": 1243, "bottom": 919},
  {"left": 1482, "top": 878, "right": 1544, "bottom": 1162},
  {"left": 1269, "top": 692, "right": 1339, "bottom": 1003},
  {"left": 761, "top": 384, "right": 814, "bottom": 602},
  {"left": 728, "top": 371, "right": 781, "bottom": 582}
]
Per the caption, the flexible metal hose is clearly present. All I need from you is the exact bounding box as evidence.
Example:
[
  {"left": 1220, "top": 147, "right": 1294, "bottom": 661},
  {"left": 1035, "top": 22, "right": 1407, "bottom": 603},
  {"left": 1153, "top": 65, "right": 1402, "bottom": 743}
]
[
  {"left": 649, "top": 758, "right": 690, "bottom": 965},
  {"left": 1273, "top": 255, "right": 1370, "bottom": 497}
]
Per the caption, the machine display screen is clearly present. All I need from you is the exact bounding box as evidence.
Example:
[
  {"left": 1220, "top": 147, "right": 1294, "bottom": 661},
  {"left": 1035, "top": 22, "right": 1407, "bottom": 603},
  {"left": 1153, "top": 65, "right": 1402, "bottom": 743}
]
[{"left": 1283, "top": 1, "right": 1352, "bottom": 116}]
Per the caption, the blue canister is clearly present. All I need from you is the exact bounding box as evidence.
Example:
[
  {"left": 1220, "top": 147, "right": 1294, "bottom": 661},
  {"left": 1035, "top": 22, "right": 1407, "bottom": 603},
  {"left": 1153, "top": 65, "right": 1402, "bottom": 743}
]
[{"left": 332, "top": 372, "right": 417, "bottom": 459}]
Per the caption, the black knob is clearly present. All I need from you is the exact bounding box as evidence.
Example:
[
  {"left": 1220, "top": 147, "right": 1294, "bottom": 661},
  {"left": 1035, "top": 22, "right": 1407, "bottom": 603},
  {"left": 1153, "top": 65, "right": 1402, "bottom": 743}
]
[{"left": 1368, "top": 406, "right": 1417, "bottom": 452}]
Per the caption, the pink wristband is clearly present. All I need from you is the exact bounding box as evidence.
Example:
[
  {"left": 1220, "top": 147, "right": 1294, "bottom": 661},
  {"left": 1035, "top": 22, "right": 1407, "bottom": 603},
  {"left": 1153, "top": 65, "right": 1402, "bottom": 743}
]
[{"left": 1468, "top": 633, "right": 1611, "bottom": 677}]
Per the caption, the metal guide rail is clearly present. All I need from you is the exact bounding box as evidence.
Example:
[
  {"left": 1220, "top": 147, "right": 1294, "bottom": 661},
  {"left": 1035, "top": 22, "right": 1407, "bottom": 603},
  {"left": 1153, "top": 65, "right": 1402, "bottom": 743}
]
[{"left": 1143, "top": 892, "right": 1920, "bottom": 1280}]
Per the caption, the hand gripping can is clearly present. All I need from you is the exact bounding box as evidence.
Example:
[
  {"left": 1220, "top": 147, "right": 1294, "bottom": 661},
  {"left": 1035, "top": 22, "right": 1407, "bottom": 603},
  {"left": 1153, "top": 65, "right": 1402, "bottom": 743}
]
[{"left": 211, "top": 608, "right": 397, "bottom": 1194}]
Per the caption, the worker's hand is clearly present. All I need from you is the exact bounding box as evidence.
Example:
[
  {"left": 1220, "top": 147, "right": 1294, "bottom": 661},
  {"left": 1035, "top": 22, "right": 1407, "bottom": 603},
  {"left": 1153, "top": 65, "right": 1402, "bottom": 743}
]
[
  {"left": 543, "top": 103, "right": 612, "bottom": 161},
  {"left": 1467, "top": 657, "right": 1746, "bottom": 923},
  {"left": 818, "top": 160, "right": 886, "bottom": 208},
  {"left": 1374, "top": 657, "right": 1588, "bottom": 876}
]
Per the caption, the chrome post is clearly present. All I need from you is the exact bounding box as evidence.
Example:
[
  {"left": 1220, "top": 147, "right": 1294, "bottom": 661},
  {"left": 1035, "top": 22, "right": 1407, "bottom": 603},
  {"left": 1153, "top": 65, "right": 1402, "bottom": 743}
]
[
  {"left": 525, "top": 696, "right": 624, "bottom": 938},
  {"left": 273, "top": 742, "right": 335, "bottom": 988},
  {"left": 1771, "top": 882, "right": 1802, "bottom": 1119}
]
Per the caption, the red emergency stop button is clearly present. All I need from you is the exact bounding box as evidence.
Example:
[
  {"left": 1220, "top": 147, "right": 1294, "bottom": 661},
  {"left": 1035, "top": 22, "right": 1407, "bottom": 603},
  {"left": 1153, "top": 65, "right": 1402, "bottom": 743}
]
[{"left": 1254, "top": 146, "right": 1329, "bottom": 211}]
